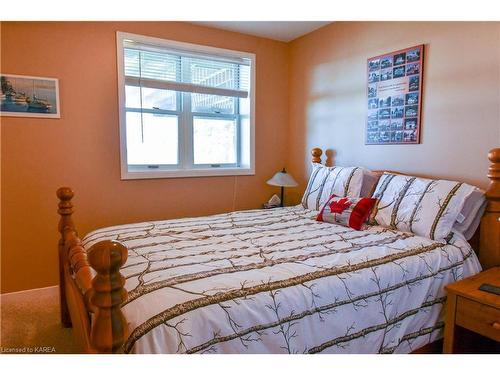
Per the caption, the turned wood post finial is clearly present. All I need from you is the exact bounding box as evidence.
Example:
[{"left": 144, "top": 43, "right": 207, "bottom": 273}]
[
  {"left": 88, "top": 240, "right": 129, "bottom": 353},
  {"left": 324, "top": 149, "right": 334, "bottom": 167},
  {"left": 488, "top": 148, "right": 500, "bottom": 163},
  {"left": 57, "top": 186, "right": 74, "bottom": 201},
  {"left": 57, "top": 187, "right": 75, "bottom": 234},
  {"left": 311, "top": 148, "right": 322, "bottom": 164},
  {"left": 487, "top": 148, "right": 500, "bottom": 198},
  {"left": 57, "top": 187, "right": 75, "bottom": 328},
  {"left": 479, "top": 148, "right": 500, "bottom": 269}
]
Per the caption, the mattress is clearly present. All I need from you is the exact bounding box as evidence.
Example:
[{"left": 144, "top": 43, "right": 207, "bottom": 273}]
[{"left": 82, "top": 205, "right": 482, "bottom": 354}]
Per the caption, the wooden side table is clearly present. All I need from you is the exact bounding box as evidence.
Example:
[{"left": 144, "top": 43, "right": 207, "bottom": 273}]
[{"left": 443, "top": 267, "right": 500, "bottom": 353}]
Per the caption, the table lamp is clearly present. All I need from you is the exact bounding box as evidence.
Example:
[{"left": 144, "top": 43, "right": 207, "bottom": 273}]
[{"left": 266, "top": 168, "right": 298, "bottom": 207}]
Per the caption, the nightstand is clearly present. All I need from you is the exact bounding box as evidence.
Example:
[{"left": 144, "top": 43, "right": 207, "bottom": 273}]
[{"left": 443, "top": 267, "right": 500, "bottom": 353}]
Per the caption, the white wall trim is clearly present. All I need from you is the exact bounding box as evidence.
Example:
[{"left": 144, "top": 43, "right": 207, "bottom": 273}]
[{"left": 0, "top": 284, "right": 58, "bottom": 297}]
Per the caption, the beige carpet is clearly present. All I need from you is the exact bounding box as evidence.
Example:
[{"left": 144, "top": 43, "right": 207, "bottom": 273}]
[{"left": 0, "top": 286, "right": 81, "bottom": 354}]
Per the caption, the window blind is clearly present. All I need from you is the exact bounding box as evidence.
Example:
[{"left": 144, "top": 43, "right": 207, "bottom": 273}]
[{"left": 123, "top": 42, "right": 251, "bottom": 99}]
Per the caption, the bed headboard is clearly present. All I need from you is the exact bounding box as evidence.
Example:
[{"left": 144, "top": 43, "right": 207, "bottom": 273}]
[{"left": 310, "top": 147, "right": 500, "bottom": 269}]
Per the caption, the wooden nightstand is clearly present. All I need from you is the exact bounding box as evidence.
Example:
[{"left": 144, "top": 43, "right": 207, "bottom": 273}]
[{"left": 443, "top": 267, "right": 500, "bottom": 353}]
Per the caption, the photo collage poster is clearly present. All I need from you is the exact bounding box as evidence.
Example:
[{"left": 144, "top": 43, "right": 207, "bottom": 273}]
[{"left": 366, "top": 45, "right": 424, "bottom": 144}]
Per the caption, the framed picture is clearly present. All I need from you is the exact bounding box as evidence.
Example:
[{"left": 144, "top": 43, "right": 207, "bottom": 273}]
[
  {"left": 1, "top": 74, "right": 60, "bottom": 118},
  {"left": 365, "top": 45, "right": 424, "bottom": 145}
]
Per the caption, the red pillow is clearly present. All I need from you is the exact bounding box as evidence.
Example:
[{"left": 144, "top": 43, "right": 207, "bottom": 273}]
[{"left": 317, "top": 195, "right": 377, "bottom": 230}]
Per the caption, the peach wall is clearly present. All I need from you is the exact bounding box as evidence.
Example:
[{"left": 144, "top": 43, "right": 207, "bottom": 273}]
[
  {"left": 0, "top": 22, "right": 289, "bottom": 293},
  {"left": 2, "top": 21, "right": 499, "bottom": 293},
  {"left": 287, "top": 22, "right": 500, "bottom": 203}
]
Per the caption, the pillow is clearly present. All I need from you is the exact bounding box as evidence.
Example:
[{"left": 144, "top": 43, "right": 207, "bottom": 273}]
[
  {"left": 360, "top": 168, "right": 380, "bottom": 197},
  {"left": 302, "top": 163, "right": 364, "bottom": 210},
  {"left": 460, "top": 201, "right": 486, "bottom": 240},
  {"left": 370, "top": 173, "right": 476, "bottom": 241},
  {"left": 452, "top": 188, "right": 486, "bottom": 240},
  {"left": 317, "top": 195, "right": 377, "bottom": 230}
]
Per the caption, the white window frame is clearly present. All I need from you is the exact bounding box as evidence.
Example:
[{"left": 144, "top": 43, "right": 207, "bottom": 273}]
[{"left": 116, "top": 31, "right": 256, "bottom": 180}]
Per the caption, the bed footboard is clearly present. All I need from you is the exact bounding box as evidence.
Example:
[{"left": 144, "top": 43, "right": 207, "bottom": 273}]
[{"left": 57, "top": 188, "right": 129, "bottom": 353}]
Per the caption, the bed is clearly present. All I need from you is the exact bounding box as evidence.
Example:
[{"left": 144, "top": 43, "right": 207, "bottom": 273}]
[{"left": 56, "top": 147, "right": 500, "bottom": 354}]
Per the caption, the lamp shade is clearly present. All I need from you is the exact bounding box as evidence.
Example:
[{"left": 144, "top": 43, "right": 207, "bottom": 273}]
[{"left": 267, "top": 169, "right": 298, "bottom": 187}]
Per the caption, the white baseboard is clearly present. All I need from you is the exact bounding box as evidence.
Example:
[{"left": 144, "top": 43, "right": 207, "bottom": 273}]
[{"left": 0, "top": 284, "right": 58, "bottom": 297}]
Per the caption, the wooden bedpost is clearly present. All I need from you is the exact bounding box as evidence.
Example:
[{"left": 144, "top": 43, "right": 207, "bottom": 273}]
[
  {"left": 479, "top": 148, "right": 500, "bottom": 268},
  {"left": 312, "top": 148, "right": 322, "bottom": 164},
  {"left": 324, "top": 149, "right": 334, "bottom": 167},
  {"left": 57, "top": 187, "right": 74, "bottom": 327},
  {"left": 87, "top": 240, "right": 129, "bottom": 353}
]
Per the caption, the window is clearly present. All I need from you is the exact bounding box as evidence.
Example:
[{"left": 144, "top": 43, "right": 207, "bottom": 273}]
[{"left": 116, "top": 32, "right": 255, "bottom": 179}]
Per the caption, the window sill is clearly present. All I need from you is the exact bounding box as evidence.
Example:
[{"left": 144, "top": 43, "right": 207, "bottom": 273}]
[{"left": 121, "top": 167, "right": 255, "bottom": 180}]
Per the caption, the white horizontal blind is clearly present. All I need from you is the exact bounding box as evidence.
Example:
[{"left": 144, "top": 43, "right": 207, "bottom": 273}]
[{"left": 123, "top": 42, "right": 251, "bottom": 98}]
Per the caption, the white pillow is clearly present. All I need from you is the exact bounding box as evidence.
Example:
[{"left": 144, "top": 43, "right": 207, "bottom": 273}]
[
  {"left": 370, "top": 173, "right": 476, "bottom": 241},
  {"left": 360, "top": 168, "right": 380, "bottom": 197},
  {"left": 302, "top": 163, "right": 364, "bottom": 211},
  {"left": 452, "top": 188, "right": 486, "bottom": 240}
]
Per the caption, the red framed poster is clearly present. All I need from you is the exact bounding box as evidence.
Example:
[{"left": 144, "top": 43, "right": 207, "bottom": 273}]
[{"left": 366, "top": 44, "right": 424, "bottom": 145}]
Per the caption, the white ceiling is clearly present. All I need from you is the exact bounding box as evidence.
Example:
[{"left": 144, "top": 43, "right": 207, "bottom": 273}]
[{"left": 191, "top": 21, "right": 331, "bottom": 42}]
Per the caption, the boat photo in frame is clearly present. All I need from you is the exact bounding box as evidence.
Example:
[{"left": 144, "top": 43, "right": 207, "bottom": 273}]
[{"left": 1, "top": 73, "right": 60, "bottom": 118}]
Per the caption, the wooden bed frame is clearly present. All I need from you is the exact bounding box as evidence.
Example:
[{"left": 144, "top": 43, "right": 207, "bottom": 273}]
[{"left": 56, "top": 148, "right": 500, "bottom": 353}]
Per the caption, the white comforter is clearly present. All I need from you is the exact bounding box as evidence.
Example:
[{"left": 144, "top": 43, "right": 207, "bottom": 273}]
[{"left": 82, "top": 206, "right": 481, "bottom": 354}]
